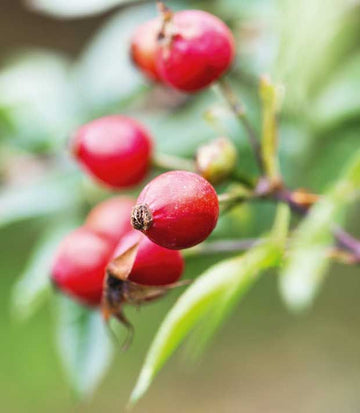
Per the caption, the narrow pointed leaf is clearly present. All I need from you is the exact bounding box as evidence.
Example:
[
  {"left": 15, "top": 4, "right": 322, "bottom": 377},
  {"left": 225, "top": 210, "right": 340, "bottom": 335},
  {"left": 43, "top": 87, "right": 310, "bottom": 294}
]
[
  {"left": 0, "top": 51, "right": 82, "bottom": 151},
  {"left": 76, "top": 4, "right": 154, "bottom": 111},
  {"left": 55, "top": 296, "right": 114, "bottom": 398},
  {"left": 26, "top": 0, "right": 140, "bottom": 18},
  {"left": 0, "top": 173, "right": 81, "bottom": 228},
  {"left": 280, "top": 149, "right": 360, "bottom": 311},
  {"left": 11, "top": 220, "right": 78, "bottom": 321},
  {"left": 129, "top": 205, "right": 290, "bottom": 406}
]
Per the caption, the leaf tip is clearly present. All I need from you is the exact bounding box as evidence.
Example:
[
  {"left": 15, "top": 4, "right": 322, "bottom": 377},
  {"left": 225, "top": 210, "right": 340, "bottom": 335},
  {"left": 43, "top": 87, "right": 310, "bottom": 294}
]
[{"left": 128, "top": 369, "right": 152, "bottom": 409}]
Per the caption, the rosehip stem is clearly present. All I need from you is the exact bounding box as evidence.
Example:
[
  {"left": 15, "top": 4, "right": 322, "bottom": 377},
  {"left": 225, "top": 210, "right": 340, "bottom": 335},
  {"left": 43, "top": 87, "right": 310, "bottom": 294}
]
[
  {"left": 156, "top": 0, "right": 168, "bottom": 12},
  {"left": 262, "top": 183, "right": 360, "bottom": 262},
  {"left": 218, "top": 191, "right": 252, "bottom": 205},
  {"left": 156, "top": 0, "right": 173, "bottom": 44},
  {"left": 152, "top": 152, "right": 195, "bottom": 172},
  {"left": 333, "top": 227, "right": 360, "bottom": 259},
  {"left": 183, "top": 238, "right": 261, "bottom": 257},
  {"left": 215, "top": 78, "right": 264, "bottom": 174},
  {"left": 185, "top": 238, "right": 360, "bottom": 265}
]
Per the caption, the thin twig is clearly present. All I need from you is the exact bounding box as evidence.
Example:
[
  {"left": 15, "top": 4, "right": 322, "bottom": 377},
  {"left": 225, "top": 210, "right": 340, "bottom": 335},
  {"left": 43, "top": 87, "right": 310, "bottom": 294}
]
[
  {"left": 152, "top": 153, "right": 195, "bottom": 172},
  {"left": 333, "top": 227, "right": 360, "bottom": 257},
  {"left": 215, "top": 78, "right": 264, "bottom": 173},
  {"left": 267, "top": 185, "right": 360, "bottom": 261},
  {"left": 183, "top": 239, "right": 261, "bottom": 257}
]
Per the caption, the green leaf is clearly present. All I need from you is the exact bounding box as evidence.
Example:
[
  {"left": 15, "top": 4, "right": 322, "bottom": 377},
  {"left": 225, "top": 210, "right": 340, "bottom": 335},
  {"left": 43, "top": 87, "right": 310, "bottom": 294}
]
[
  {"left": 0, "top": 172, "right": 82, "bottom": 228},
  {"left": 274, "top": 0, "right": 351, "bottom": 111},
  {"left": 313, "top": 53, "right": 360, "bottom": 130},
  {"left": 55, "top": 296, "right": 114, "bottom": 398},
  {"left": 26, "top": 0, "right": 141, "bottom": 18},
  {"left": 280, "top": 149, "right": 360, "bottom": 312},
  {"left": 141, "top": 91, "right": 219, "bottom": 157},
  {"left": 129, "top": 204, "right": 290, "bottom": 407},
  {"left": 75, "top": 4, "right": 155, "bottom": 112},
  {"left": 0, "top": 51, "right": 82, "bottom": 152},
  {"left": 11, "top": 220, "right": 78, "bottom": 321}
]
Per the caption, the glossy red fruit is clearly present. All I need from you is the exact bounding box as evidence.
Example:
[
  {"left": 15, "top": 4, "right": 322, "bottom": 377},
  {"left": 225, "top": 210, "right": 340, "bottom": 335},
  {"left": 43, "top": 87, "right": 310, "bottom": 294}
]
[
  {"left": 131, "top": 171, "right": 219, "bottom": 249},
  {"left": 157, "top": 10, "right": 235, "bottom": 92},
  {"left": 130, "top": 18, "right": 162, "bottom": 81},
  {"left": 113, "top": 231, "right": 184, "bottom": 286},
  {"left": 85, "top": 196, "right": 134, "bottom": 245},
  {"left": 71, "top": 115, "right": 153, "bottom": 189},
  {"left": 51, "top": 227, "right": 114, "bottom": 306}
]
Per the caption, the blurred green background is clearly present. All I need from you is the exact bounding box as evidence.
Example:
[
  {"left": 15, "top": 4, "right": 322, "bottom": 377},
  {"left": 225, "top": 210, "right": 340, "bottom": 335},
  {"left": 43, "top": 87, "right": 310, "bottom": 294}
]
[{"left": 1, "top": 0, "right": 360, "bottom": 412}]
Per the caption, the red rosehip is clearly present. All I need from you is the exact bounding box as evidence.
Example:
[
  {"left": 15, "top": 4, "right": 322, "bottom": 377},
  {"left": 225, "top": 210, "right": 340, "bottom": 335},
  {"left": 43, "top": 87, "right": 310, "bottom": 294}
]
[
  {"left": 113, "top": 231, "right": 184, "bottom": 286},
  {"left": 157, "top": 10, "right": 235, "bottom": 92},
  {"left": 130, "top": 18, "right": 162, "bottom": 81},
  {"left": 71, "top": 115, "right": 153, "bottom": 189},
  {"left": 85, "top": 196, "right": 134, "bottom": 245},
  {"left": 131, "top": 171, "right": 219, "bottom": 249},
  {"left": 51, "top": 227, "right": 114, "bottom": 306}
]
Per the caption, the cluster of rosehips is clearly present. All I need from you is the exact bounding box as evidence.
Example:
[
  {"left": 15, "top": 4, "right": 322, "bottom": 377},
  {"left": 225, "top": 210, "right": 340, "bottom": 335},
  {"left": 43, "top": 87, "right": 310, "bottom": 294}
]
[{"left": 51, "top": 6, "right": 234, "bottom": 326}]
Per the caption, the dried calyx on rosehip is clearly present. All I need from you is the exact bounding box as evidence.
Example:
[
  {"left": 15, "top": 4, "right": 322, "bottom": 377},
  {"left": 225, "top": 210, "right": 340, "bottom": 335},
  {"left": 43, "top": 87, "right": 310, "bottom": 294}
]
[
  {"left": 51, "top": 227, "right": 114, "bottom": 307},
  {"left": 131, "top": 171, "right": 219, "bottom": 249},
  {"left": 102, "top": 231, "right": 185, "bottom": 342},
  {"left": 71, "top": 115, "right": 153, "bottom": 189},
  {"left": 85, "top": 196, "right": 135, "bottom": 246},
  {"left": 196, "top": 137, "right": 237, "bottom": 184}
]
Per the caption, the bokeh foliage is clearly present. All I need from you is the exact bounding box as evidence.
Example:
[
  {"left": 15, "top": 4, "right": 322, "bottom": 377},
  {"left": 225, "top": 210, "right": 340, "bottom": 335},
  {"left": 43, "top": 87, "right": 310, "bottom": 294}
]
[{"left": 1, "top": 0, "right": 360, "bottom": 409}]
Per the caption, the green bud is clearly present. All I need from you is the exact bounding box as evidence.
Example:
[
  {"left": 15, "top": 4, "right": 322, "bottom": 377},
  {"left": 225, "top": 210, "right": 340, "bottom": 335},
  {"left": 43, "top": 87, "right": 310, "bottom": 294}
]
[{"left": 196, "top": 137, "right": 237, "bottom": 184}]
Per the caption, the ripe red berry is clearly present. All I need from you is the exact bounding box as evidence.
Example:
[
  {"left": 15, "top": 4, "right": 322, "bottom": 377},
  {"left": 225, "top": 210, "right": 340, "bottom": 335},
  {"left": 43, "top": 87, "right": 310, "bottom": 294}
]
[
  {"left": 113, "top": 231, "right": 184, "bottom": 286},
  {"left": 157, "top": 10, "right": 235, "bottom": 92},
  {"left": 85, "top": 196, "right": 134, "bottom": 245},
  {"left": 71, "top": 115, "right": 153, "bottom": 189},
  {"left": 130, "top": 18, "right": 162, "bottom": 81},
  {"left": 131, "top": 171, "right": 219, "bottom": 249},
  {"left": 51, "top": 227, "right": 114, "bottom": 306}
]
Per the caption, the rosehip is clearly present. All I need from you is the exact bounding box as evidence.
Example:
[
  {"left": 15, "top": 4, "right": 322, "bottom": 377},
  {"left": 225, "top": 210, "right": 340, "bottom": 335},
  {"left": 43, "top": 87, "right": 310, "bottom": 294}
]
[
  {"left": 71, "top": 115, "right": 153, "bottom": 189},
  {"left": 196, "top": 137, "right": 237, "bottom": 184},
  {"left": 113, "top": 231, "right": 184, "bottom": 286},
  {"left": 85, "top": 196, "right": 134, "bottom": 245},
  {"left": 130, "top": 18, "right": 162, "bottom": 81},
  {"left": 51, "top": 227, "right": 114, "bottom": 306},
  {"left": 131, "top": 171, "right": 219, "bottom": 249},
  {"left": 157, "top": 10, "right": 235, "bottom": 92}
]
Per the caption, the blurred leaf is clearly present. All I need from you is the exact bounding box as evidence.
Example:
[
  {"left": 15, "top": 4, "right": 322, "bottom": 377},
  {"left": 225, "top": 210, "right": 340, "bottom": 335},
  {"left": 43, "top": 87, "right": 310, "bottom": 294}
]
[
  {"left": 11, "top": 220, "right": 78, "bottom": 321},
  {"left": 75, "top": 4, "right": 155, "bottom": 113},
  {"left": 141, "top": 91, "right": 216, "bottom": 156},
  {"left": 141, "top": 80, "right": 260, "bottom": 160},
  {"left": 260, "top": 76, "right": 280, "bottom": 185},
  {"left": 280, "top": 149, "right": 360, "bottom": 312},
  {"left": 0, "top": 51, "right": 83, "bottom": 152},
  {"left": 26, "top": 0, "right": 141, "bottom": 18},
  {"left": 260, "top": 75, "right": 282, "bottom": 184},
  {"left": 55, "top": 296, "right": 114, "bottom": 398},
  {"left": 0, "top": 172, "right": 82, "bottom": 228},
  {"left": 299, "top": 127, "right": 360, "bottom": 192},
  {"left": 275, "top": 0, "right": 352, "bottom": 111},
  {"left": 129, "top": 204, "right": 290, "bottom": 407},
  {"left": 313, "top": 52, "right": 360, "bottom": 130}
]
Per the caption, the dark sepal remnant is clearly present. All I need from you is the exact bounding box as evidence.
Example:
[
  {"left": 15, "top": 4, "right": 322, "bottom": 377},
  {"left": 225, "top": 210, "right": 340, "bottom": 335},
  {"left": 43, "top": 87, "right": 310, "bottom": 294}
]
[{"left": 131, "top": 204, "right": 153, "bottom": 231}]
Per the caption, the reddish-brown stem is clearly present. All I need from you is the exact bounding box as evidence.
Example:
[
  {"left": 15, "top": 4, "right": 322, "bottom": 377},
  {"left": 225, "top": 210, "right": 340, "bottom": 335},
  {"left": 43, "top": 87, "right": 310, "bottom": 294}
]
[
  {"left": 333, "top": 227, "right": 360, "bottom": 258},
  {"left": 156, "top": 1, "right": 173, "bottom": 46},
  {"left": 215, "top": 77, "right": 360, "bottom": 264},
  {"left": 268, "top": 185, "right": 360, "bottom": 262}
]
